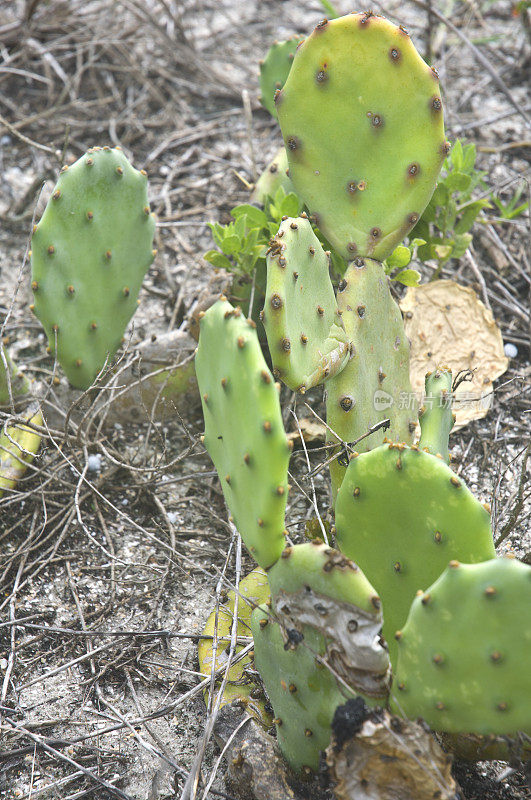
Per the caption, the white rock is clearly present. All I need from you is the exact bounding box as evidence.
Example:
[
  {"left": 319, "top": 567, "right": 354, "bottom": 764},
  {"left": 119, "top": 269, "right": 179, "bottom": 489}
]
[{"left": 87, "top": 454, "right": 102, "bottom": 472}]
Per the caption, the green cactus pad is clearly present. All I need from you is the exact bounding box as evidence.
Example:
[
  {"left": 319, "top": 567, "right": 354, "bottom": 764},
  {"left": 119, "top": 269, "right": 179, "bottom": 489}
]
[
  {"left": 260, "top": 37, "right": 304, "bottom": 117},
  {"left": 418, "top": 367, "right": 454, "bottom": 463},
  {"left": 251, "top": 148, "right": 295, "bottom": 205},
  {"left": 252, "top": 542, "right": 390, "bottom": 772},
  {"left": 393, "top": 558, "right": 531, "bottom": 736},
  {"left": 276, "top": 12, "right": 447, "bottom": 261},
  {"left": 30, "top": 146, "right": 155, "bottom": 389},
  {"left": 262, "top": 215, "right": 350, "bottom": 392},
  {"left": 335, "top": 442, "right": 495, "bottom": 664},
  {"left": 326, "top": 258, "right": 415, "bottom": 496},
  {"left": 252, "top": 606, "right": 353, "bottom": 773},
  {"left": 0, "top": 349, "right": 30, "bottom": 406},
  {"left": 0, "top": 407, "right": 43, "bottom": 497},
  {"left": 198, "top": 567, "right": 272, "bottom": 724},
  {"left": 267, "top": 542, "right": 391, "bottom": 699},
  {"left": 195, "top": 297, "right": 291, "bottom": 568}
]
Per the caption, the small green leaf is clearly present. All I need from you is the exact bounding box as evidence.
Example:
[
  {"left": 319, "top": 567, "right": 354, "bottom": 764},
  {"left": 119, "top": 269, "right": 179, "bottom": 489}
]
[
  {"left": 451, "top": 233, "right": 472, "bottom": 258},
  {"left": 417, "top": 242, "right": 436, "bottom": 262},
  {"left": 231, "top": 204, "right": 268, "bottom": 228},
  {"left": 204, "top": 250, "right": 234, "bottom": 270},
  {"left": 451, "top": 139, "right": 463, "bottom": 171},
  {"left": 207, "top": 222, "right": 226, "bottom": 247},
  {"left": 432, "top": 184, "right": 450, "bottom": 207},
  {"left": 386, "top": 245, "right": 412, "bottom": 269},
  {"left": 443, "top": 198, "right": 457, "bottom": 232},
  {"left": 462, "top": 143, "right": 477, "bottom": 174},
  {"left": 455, "top": 200, "right": 490, "bottom": 234},
  {"left": 444, "top": 171, "right": 472, "bottom": 194},
  {"left": 433, "top": 243, "right": 453, "bottom": 260},
  {"left": 220, "top": 234, "right": 242, "bottom": 256},
  {"left": 394, "top": 269, "right": 421, "bottom": 286},
  {"left": 279, "top": 192, "right": 302, "bottom": 218}
]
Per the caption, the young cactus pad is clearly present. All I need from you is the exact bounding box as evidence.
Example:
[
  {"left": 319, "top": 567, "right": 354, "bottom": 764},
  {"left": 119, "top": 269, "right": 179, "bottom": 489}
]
[
  {"left": 267, "top": 542, "right": 391, "bottom": 698},
  {"left": 251, "top": 148, "right": 295, "bottom": 206},
  {"left": 198, "top": 567, "right": 272, "bottom": 724},
  {"left": 326, "top": 257, "right": 414, "bottom": 495},
  {"left": 335, "top": 442, "right": 496, "bottom": 665},
  {"left": 418, "top": 367, "right": 454, "bottom": 463},
  {"left": 260, "top": 37, "right": 304, "bottom": 117},
  {"left": 393, "top": 558, "right": 531, "bottom": 736},
  {"left": 262, "top": 215, "right": 350, "bottom": 392},
  {"left": 195, "top": 298, "right": 291, "bottom": 568},
  {"left": 276, "top": 12, "right": 448, "bottom": 261},
  {"left": 30, "top": 147, "right": 155, "bottom": 389}
]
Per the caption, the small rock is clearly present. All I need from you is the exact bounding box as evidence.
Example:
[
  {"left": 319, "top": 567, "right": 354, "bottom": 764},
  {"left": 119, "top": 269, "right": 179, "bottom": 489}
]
[{"left": 87, "top": 454, "right": 102, "bottom": 472}]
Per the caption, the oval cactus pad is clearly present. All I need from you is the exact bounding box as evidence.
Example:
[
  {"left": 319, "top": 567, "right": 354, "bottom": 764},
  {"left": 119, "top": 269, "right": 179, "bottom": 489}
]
[
  {"left": 277, "top": 12, "right": 447, "bottom": 261},
  {"left": 31, "top": 146, "right": 155, "bottom": 389},
  {"left": 195, "top": 298, "right": 291, "bottom": 568},
  {"left": 393, "top": 558, "right": 531, "bottom": 736},
  {"left": 263, "top": 215, "right": 350, "bottom": 392},
  {"left": 335, "top": 442, "right": 495, "bottom": 664}
]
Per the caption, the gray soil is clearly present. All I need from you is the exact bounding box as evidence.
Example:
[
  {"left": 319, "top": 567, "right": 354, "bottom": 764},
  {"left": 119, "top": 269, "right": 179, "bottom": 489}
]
[{"left": 0, "top": 1, "right": 529, "bottom": 799}]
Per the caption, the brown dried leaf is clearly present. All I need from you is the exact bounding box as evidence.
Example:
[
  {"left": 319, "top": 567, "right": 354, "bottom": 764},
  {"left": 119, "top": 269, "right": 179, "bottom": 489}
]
[
  {"left": 400, "top": 280, "right": 508, "bottom": 428},
  {"left": 286, "top": 417, "right": 327, "bottom": 445},
  {"left": 327, "top": 701, "right": 457, "bottom": 800}
]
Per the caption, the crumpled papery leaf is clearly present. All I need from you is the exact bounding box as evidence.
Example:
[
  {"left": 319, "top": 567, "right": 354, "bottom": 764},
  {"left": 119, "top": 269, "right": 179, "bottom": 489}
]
[
  {"left": 286, "top": 416, "right": 327, "bottom": 445},
  {"left": 327, "top": 699, "right": 457, "bottom": 800},
  {"left": 400, "top": 280, "right": 508, "bottom": 428}
]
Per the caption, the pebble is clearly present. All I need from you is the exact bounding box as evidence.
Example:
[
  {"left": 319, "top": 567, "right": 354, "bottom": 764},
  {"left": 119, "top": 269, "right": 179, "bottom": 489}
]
[
  {"left": 504, "top": 343, "right": 517, "bottom": 358},
  {"left": 87, "top": 454, "right": 102, "bottom": 472}
]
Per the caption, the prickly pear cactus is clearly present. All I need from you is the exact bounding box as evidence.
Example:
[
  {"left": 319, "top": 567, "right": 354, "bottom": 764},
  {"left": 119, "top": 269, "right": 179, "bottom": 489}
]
[
  {"left": 418, "top": 367, "right": 454, "bottom": 463},
  {"left": 195, "top": 297, "right": 291, "bottom": 568},
  {"left": 0, "top": 406, "right": 43, "bottom": 497},
  {"left": 335, "top": 442, "right": 496, "bottom": 664},
  {"left": 262, "top": 215, "right": 350, "bottom": 392},
  {"left": 252, "top": 542, "right": 390, "bottom": 773},
  {"left": 260, "top": 37, "right": 304, "bottom": 117},
  {"left": 0, "top": 349, "right": 30, "bottom": 406},
  {"left": 393, "top": 558, "right": 531, "bottom": 736},
  {"left": 326, "top": 257, "right": 415, "bottom": 495},
  {"left": 198, "top": 567, "right": 272, "bottom": 724},
  {"left": 276, "top": 12, "right": 448, "bottom": 261},
  {"left": 251, "top": 148, "right": 295, "bottom": 205},
  {"left": 30, "top": 147, "right": 156, "bottom": 389}
]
